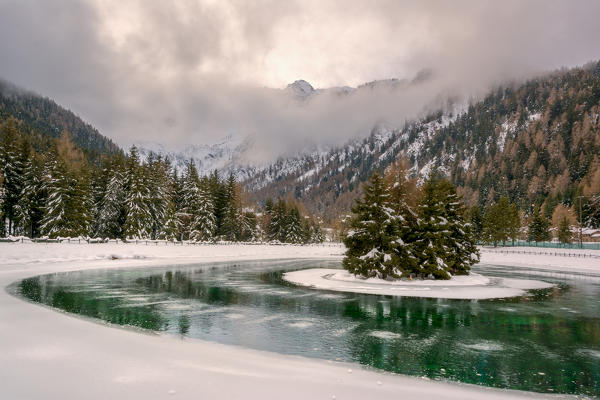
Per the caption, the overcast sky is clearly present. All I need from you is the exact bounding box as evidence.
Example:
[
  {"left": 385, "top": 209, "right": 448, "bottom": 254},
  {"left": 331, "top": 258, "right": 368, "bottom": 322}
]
[{"left": 1, "top": 0, "right": 599, "bottom": 158}]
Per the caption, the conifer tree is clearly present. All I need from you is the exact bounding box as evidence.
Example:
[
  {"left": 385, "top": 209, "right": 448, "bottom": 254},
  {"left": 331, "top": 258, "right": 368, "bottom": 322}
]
[
  {"left": 383, "top": 159, "right": 419, "bottom": 272},
  {"left": 221, "top": 174, "right": 240, "bottom": 241},
  {"left": 208, "top": 170, "right": 226, "bottom": 234},
  {"left": 190, "top": 182, "right": 216, "bottom": 241},
  {"left": 557, "top": 216, "right": 572, "bottom": 243},
  {"left": 72, "top": 172, "right": 94, "bottom": 236},
  {"left": 239, "top": 211, "right": 259, "bottom": 242},
  {"left": 14, "top": 147, "right": 44, "bottom": 237},
  {"left": 285, "top": 206, "right": 304, "bottom": 244},
  {"left": 529, "top": 206, "right": 551, "bottom": 242},
  {"left": 413, "top": 177, "right": 478, "bottom": 279},
  {"left": 0, "top": 120, "right": 24, "bottom": 234},
  {"left": 469, "top": 205, "right": 484, "bottom": 239},
  {"left": 0, "top": 170, "right": 5, "bottom": 237},
  {"left": 158, "top": 199, "right": 179, "bottom": 240},
  {"left": 147, "top": 156, "right": 172, "bottom": 239},
  {"left": 123, "top": 147, "right": 152, "bottom": 239},
  {"left": 584, "top": 194, "right": 600, "bottom": 228},
  {"left": 180, "top": 162, "right": 215, "bottom": 241},
  {"left": 96, "top": 166, "right": 126, "bottom": 238},
  {"left": 268, "top": 198, "right": 287, "bottom": 242},
  {"left": 40, "top": 150, "right": 78, "bottom": 238},
  {"left": 483, "top": 196, "right": 520, "bottom": 246},
  {"left": 343, "top": 173, "right": 402, "bottom": 279},
  {"left": 311, "top": 223, "right": 324, "bottom": 243}
]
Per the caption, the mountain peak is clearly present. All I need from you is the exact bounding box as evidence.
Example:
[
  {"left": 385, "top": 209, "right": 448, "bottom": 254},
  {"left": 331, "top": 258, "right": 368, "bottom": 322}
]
[{"left": 285, "top": 80, "right": 315, "bottom": 98}]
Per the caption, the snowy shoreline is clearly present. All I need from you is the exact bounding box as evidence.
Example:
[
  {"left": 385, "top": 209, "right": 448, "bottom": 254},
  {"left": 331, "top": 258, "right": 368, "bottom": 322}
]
[
  {"left": 283, "top": 269, "right": 554, "bottom": 299},
  {"left": 0, "top": 243, "right": 590, "bottom": 399}
]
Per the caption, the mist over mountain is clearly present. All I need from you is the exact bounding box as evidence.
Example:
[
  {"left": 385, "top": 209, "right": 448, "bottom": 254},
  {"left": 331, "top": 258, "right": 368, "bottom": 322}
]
[{"left": 2, "top": 1, "right": 599, "bottom": 164}]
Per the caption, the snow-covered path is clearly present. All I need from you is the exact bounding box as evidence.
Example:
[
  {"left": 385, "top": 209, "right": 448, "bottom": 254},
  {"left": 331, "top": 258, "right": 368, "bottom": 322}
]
[{"left": 0, "top": 243, "right": 587, "bottom": 399}]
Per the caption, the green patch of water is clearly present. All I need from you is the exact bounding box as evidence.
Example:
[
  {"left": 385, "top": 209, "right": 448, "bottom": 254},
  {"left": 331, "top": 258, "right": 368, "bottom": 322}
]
[{"left": 14, "top": 260, "right": 600, "bottom": 396}]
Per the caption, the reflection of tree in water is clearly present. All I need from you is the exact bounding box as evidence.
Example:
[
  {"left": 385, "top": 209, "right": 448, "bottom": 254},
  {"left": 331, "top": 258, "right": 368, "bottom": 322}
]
[
  {"left": 178, "top": 315, "right": 190, "bottom": 335},
  {"left": 19, "top": 276, "right": 167, "bottom": 331},
  {"left": 16, "top": 268, "right": 600, "bottom": 397},
  {"left": 344, "top": 294, "right": 600, "bottom": 394}
]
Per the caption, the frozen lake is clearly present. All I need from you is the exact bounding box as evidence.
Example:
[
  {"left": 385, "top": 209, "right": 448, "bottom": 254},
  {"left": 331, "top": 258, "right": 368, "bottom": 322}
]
[{"left": 11, "top": 260, "right": 600, "bottom": 397}]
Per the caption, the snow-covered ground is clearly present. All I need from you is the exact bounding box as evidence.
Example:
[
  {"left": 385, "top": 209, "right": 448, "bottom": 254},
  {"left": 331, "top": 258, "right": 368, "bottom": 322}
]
[
  {"left": 0, "top": 243, "right": 590, "bottom": 399},
  {"left": 479, "top": 247, "right": 600, "bottom": 275},
  {"left": 283, "top": 269, "right": 553, "bottom": 299}
]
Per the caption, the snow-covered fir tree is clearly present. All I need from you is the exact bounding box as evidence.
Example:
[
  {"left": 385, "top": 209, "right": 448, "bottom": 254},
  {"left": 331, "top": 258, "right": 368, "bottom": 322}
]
[
  {"left": 239, "top": 211, "right": 259, "bottom": 241},
  {"left": 15, "top": 152, "right": 44, "bottom": 237},
  {"left": 221, "top": 174, "right": 240, "bottom": 241},
  {"left": 181, "top": 162, "right": 216, "bottom": 241},
  {"left": 158, "top": 199, "right": 179, "bottom": 240},
  {"left": 96, "top": 167, "right": 126, "bottom": 238},
  {"left": 285, "top": 207, "right": 304, "bottom": 244},
  {"left": 0, "top": 169, "right": 5, "bottom": 237},
  {"left": 343, "top": 173, "right": 403, "bottom": 279},
  {"left": 310, "top": 223, "right": 324, "bottom": 243},
  {"left": 267, "top": 199, "right": 287, "bottom": 242},
  {"left": 146, "top": 155, "right": 172, "bottom": 239},
  {"left": 191, "top": 183, "right": 216, "bottom": 241},
  {"left": 383, "top": 160, "right": 419, "bottom": 273},
  {"left": 40, "top": 150, "right": 78, "bottom": 238},
  {"left": 413, "top": 177, "right": 478, "bottom": 279},
  {"left": 123, "top": 147, "right": 153, "bottom": 239},
  {"left": 0, "top": 120, "right": 24, "bottom": 234}
]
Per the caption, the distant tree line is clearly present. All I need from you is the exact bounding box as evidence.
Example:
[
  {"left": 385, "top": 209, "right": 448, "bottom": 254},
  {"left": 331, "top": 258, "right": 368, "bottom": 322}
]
[
  {"left": 0, "top": 120, "right": 323, "bottom": 243},
  {"left": 469, "top": 196, "right": 578, "bottom": 246}
]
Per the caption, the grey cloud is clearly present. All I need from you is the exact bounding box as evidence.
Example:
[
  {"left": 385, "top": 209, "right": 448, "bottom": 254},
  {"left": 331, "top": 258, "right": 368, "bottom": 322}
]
[{"left": 0, "top": 0, "right": 599, "bottom": 162}]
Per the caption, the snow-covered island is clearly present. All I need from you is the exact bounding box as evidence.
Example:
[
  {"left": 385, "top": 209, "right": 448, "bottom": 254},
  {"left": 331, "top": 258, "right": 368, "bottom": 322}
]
[{"left": 283, "top": 268, "right": 554, "bottom": 300}]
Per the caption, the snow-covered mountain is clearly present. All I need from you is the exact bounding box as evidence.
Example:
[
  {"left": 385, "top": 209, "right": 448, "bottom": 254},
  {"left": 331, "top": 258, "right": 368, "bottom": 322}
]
[
  {"left": 136, "top": 134, "right": 252, "bottom": 175},
  {"left": 135, "top": 62, "right": 600, "bottom": 223}
]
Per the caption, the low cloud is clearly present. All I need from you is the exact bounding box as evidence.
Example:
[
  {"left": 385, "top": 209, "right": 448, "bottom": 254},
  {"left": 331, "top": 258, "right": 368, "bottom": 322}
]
[{"left": 1, "top": 0, "right": 599, "bottom": 161}]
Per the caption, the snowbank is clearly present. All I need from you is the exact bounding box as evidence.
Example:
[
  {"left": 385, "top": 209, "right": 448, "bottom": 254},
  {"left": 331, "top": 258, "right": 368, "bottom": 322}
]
[
  {"left": 479, "top": 247, "right": 600, "bottom": 275},
  {"left": 283, "top": 269, "right": 553, "bottom": 299},
  {"left": 0, "top": 243, "right": 570, "bottom": 399}
]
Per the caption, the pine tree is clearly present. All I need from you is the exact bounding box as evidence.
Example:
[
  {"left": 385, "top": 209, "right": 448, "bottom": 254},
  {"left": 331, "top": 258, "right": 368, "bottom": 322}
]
[
  {"left": 343, "top": 173, "right": 402, "bottom": 279},
  {"left": 469, "top": 205, "right": 484, "bottom": 240},
  {"left": 221, "top": 174, "right": 240, "bottom": 241},
  {"left": 14, "top": 147, "right": 44, "bottom": 237},
  {"left": 557, "top": 216, "right": 572, "bottom": 244},
  {"left": 584, "top": 194, "right": 600, "bottom": 228},
  {"left": 72, "top": 172, "right": 94, "bottom": 236},
  {"left": 239, "top": 211, "right": 259, "bottom": 241},
  {"left": 0, "top": 170, "right": 5, "bottom": 237},
  {"left": 158, "top": 199, "right": 179, "bottom": 241},
  {"left": 147, "top": 156, "right": 172, "bottom": 239},
  {"left": 383, "top": 159, "right": 419, "bottom": 272},
  {"left": 311, "top": 223, "right": 324, "bottom": 243},
  {"left": 190, "top": 182, "right": 216, "bottom": 241},
  {"left": 96, "top": 167, "right": 126, "bottom": 238},
  {"left": 40, "top": 150, "right": 78, "bottom": 238},
  {"left": 123, "top": 147, "right": 152, "bottom": 239},
  {"left": 528, "top": 206, "right": 551, "bottom": 242},
  {"left": 268, "top": 198, "right": 287, "bottom": 242},
  {"left": 0, "top": 120, "right": 24, "bottom": 234},
  {"left": 413, "top": 177, "right": 478, "bottom": 279},
  {"left": 285, "top": 206, "right": 304, "bottom": 243},
  {"left": 208, "top": 170, "right": 227, "bottom": 234},
  {"left": 180, "top": 162, "right": 215, "bottom": 241}
]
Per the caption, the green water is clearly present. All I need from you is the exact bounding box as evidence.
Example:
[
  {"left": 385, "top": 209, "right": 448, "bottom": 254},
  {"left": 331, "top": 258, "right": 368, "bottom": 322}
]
[{"left": 13, "top": 260, "right": 600, "bottom": 396}]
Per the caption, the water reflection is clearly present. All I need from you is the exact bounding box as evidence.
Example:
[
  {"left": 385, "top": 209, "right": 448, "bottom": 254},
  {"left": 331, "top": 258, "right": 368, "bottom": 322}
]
[{"left": 14, "top": 260, "right": 600, "bottom": 396}]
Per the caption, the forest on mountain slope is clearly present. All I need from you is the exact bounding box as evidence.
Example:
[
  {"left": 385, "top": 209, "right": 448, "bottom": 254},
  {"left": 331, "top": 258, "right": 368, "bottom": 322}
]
[
  {"left": 242, "top": 61, "right": 600, "bottom": 225},
  {"left": 0, "top": 80, "right": 120, "bottom": 164}
]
